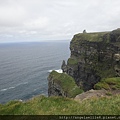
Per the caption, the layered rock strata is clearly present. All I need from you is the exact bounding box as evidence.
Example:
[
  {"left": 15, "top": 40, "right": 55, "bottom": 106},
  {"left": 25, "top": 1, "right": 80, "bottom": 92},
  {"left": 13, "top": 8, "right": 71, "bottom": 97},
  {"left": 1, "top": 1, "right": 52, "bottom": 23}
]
[
  {"left": 48, "top": 28, "right": 120, "bottom": 97},
  {"left": 62, "top": 28, "right": 120, "bottom": 91}
]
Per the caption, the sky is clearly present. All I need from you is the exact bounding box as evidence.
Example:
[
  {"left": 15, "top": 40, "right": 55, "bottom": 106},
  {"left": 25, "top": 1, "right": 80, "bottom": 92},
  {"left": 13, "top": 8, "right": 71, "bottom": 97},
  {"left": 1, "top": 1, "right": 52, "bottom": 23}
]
[{"left": 0, "top": 0, "right": 120, "bottom": 43}]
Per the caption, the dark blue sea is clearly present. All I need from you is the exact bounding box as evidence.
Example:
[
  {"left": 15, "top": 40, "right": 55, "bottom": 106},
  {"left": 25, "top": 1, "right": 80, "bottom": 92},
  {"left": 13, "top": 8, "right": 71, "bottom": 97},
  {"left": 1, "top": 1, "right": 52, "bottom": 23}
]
[{"left": 0, "top": 41, "right": 70, "bottom": 103}]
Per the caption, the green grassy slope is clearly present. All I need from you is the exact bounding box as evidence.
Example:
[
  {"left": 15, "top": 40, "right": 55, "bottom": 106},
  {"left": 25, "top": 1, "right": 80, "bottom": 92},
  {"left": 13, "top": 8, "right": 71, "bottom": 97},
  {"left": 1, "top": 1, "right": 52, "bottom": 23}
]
[
  {"left": 94, "top": 77, "right": 120, "bottom": 90},
  {"left": 0, "top": 95, "right": 120, "bottom": 115},
  {"left": 49, "top": 71, "right": 83, "bottom": 97}
]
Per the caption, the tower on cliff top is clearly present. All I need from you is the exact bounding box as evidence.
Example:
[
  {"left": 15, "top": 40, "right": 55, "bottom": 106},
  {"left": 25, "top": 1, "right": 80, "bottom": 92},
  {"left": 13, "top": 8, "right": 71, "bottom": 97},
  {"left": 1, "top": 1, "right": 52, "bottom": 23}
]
[{"left": 83, "top": 30, "right": 87, "bottom": 33}]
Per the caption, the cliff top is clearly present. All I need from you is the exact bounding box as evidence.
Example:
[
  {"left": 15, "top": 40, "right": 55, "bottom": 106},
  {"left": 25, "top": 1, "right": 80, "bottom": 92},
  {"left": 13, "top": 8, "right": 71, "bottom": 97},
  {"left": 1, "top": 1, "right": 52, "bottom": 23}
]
[
  {"left": 72, "top": 28, "right": 120, "bottom": 43},
  {"left": 72, "top": 31, "right": 109, "bottom": 42}
]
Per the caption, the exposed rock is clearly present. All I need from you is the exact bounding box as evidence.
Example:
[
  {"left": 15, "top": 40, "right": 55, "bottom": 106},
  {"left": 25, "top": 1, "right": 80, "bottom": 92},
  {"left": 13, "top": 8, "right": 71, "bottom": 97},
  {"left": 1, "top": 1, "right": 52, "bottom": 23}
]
[
  {"left": 75, "top": 89, "right": 107, "bottom": 101},
  {"left": 48, "top": 71, "right": 83, "bottom": 98},
  {"left": 114, "top": 54, "right": 120, "bottom": 62},
  {"left": 48, "top": 79, "right": 66, "bottom": 97},
  {"left": 74, "top": 89, "right": 120, "bottom": 101},
  {"left": 62, "top": 28, "right": 120, "bottom": 91},
  {"left": 61, "top": 60, "right": 67, "bottom": 73}
]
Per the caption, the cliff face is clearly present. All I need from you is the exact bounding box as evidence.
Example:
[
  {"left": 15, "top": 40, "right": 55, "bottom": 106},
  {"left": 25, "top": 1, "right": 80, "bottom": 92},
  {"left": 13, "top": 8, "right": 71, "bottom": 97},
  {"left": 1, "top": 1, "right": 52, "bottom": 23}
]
[
  {"left": 62, "top": 28, "right": 120, "bottom": 91},
  {"left": 48, "top": 71, "right": 83, "bottom": 98}
]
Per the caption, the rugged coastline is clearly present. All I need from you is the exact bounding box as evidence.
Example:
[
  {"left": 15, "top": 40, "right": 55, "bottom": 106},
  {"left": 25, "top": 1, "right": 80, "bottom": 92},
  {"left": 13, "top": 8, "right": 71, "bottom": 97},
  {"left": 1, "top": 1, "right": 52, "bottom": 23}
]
[
  {"left": 0, "top": 28, "right": 120, "bottom": 115},
  {"left": 48, "top": 28, "right": 120, "bottom": 98}
]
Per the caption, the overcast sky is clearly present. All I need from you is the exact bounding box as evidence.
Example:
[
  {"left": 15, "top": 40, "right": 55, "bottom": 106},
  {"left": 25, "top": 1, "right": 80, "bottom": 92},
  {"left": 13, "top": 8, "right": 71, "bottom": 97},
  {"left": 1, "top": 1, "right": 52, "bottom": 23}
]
[{"left": 0, "top": 0, "right": 120, "bottom": 42}]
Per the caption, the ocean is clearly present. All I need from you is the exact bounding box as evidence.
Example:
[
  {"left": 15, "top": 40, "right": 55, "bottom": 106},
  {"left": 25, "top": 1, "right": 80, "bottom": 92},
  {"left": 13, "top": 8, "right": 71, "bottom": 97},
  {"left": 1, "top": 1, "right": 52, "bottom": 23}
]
[{"left": 0, "top": 41, "right": 70, "bottom": 104}]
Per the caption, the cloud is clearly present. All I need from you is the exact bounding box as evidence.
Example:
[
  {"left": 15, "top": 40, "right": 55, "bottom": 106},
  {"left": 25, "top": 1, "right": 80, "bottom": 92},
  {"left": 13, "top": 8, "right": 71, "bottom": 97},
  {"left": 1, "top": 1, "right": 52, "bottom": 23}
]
[
  {"left": 0, "top": 0, "right": 120, "bottom": 42},
  {"left": 24, "top": 17, "right": 49, "bottom": 30},
  {"left": 0, "top": 1, "right": 26, "bottom": 27}
]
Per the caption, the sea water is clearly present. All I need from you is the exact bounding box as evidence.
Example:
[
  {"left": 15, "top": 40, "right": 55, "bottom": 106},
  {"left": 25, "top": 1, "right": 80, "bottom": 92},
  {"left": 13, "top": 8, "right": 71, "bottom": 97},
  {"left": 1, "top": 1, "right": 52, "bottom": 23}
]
[{"left": 0, "top": 41, "right": 70, "bottom": 103}]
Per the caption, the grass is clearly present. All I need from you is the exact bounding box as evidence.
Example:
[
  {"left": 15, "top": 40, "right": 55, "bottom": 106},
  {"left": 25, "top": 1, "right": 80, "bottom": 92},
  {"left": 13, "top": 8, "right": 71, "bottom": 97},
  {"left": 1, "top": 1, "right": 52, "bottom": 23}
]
[
  {"left": 72, "top": 32, "right": 109, "bottom": 42},
  {"left": 49, "top": 71, "right": 83, "bottom": 97},
  {"left": 67, "top": 58, "right": 78, "bottom": 65},
  {"left": 106, "top": 92, "right": 112, "bottom": 96},
  {"left": 94, "top": 82, "right": 110, "bottom": 90},
  {"left": 0, "top": 95, "right": 120, "bottom": 115},
  {"left": 94, "top": 77, "right": 120, "bottom": 90}
]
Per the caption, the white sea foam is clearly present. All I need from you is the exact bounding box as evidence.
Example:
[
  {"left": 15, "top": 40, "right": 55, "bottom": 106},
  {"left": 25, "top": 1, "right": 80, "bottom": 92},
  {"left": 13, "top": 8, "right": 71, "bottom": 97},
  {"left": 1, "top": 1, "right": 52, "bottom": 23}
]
[
  {"left": 0, "top": 82, "right": 28, "bottom": 92},
  {"left": 55, "top": 69, "right": 63, "bottom": 73},
  {"left": 18, "top": 99, "right": 23, "bottom": 102},
  {"left": 16, "top": 82, "right": 28, "bottom": 87},
  {"left": 9, "top": 87, "right": 15, "bottom": 89},
  {"left": 48, "top": 70, "right": 53, "bottom": 73},
  {"left": 48, "top": 69, "right": 63, "bottom": 73},
  {"left": 0, "top": 86, "right": 15, "bottom": 92},
  {"left": 22, "top": 82, "right": 28, "bottom": 85},
  {"left": 0, "top": 89, "right": 7, "bottom": 91}
]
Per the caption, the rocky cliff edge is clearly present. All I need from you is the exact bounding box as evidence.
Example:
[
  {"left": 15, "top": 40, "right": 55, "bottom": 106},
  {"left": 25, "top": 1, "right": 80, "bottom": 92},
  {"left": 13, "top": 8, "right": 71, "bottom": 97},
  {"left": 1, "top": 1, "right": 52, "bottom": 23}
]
[
  {"left": 48, "top": 28, "right": 120, "bottom": 98},
  {"left": 62, "top": 28, "right": 120, "bottom": 91}
]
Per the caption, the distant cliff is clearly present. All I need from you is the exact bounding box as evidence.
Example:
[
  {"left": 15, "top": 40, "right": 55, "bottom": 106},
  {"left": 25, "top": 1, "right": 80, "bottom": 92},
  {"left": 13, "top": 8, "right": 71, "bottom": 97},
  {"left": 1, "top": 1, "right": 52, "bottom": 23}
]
[
  {"left": 62, "top": 28, "right": 120, "bottom": 91},
  {"left": 48, "top": 28, "right": 120, "bottom": 97}
]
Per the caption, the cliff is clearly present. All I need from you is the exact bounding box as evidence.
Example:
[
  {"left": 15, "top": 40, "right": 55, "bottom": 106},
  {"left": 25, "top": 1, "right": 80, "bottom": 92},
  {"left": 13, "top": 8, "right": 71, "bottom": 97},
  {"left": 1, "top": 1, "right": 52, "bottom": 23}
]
[
  {"left": 48, "top": 28, "right": 120, "bottom": 97},
  {"left": 48, "top": 71, "right": 83, "bottom": 97},
  {"left": 62, "top": 28, "right": 120, "bottom": 91}
]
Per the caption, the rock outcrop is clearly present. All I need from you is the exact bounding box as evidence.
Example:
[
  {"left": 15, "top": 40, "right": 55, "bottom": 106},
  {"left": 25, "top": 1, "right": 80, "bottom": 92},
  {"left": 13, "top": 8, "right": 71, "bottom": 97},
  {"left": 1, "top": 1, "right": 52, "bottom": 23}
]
[
  {"left": 74, "top": 89, "right": 120, "bottom": 101},
  {"left": 75, "top": 89, "right": 107, "bottom": 101},
  {"left": 62, "top": 28, "right": 120, "bottom": 91},
  {"left": 48, "top": 71, "right": 83, "bottom": 98}
]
